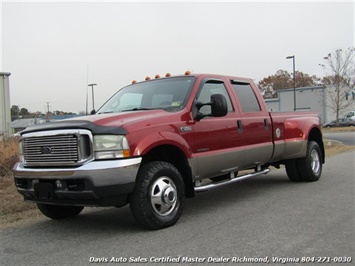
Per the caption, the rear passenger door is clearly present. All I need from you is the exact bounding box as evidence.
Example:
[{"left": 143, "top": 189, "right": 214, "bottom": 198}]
[
  {"left": 192, "top": 79, "right": 244, "bottom": 179},
  {"left": 230, "top": 80, "right": 273, "bottom": 168}
]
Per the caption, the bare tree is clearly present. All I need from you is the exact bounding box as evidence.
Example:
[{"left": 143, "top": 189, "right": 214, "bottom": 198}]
[
  {"left": 348, "top": 55, "right": 355, "bottom": 90},
  {"left": 319, "top": 48, "right": 355, "bottom": 124}
]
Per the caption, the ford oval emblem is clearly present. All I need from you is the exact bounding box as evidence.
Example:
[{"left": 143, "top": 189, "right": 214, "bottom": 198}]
[{"left": 41, "top": 146, "right": 52, "bottom": 154}]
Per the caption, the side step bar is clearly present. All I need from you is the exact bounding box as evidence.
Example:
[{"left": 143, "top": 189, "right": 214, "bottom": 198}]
[{"left": 194, "top": 168, "right": 270, "bottom": 192}]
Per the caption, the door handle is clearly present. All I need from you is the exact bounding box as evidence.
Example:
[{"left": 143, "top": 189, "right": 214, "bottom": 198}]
[
  {"left": 264, "top": 119, "right": 269, "bottom": 130},
  {"left": 237, "top": 120, "right": 243, "bottom": 133}
]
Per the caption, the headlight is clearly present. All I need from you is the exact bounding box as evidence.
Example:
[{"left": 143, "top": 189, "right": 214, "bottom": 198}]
[{"left": 93, "top": 135, "right": 130, "bottom": 159}]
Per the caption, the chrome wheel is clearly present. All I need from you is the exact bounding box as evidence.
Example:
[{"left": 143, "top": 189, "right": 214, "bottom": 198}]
[
  {"left": 311, "top": 149, "right": 321, "bottom": 174},
  {"left": 295, "top": 141, "right": 322, "bottom": 182},
  {"left": 130, "top": 161, "right": 185, "bottom": 229},
  {"left": 150, "top": 176, "right": 177, "bottom": 216}
]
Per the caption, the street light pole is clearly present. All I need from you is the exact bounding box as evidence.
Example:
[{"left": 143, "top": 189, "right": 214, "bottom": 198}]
[
  {"left": 286, "top": 55, "right": 296, "bottom": 111},
  {"left": 88, "top": 83, "right": 97, "bottom": 112}
]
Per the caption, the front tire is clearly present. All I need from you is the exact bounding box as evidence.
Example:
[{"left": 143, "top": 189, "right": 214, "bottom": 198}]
[
  {"left": 37, "top": 204, "right": 84, "bottom": 220},
  {"left": 130, "top": 161, "right": 185, "bottom": 230}
]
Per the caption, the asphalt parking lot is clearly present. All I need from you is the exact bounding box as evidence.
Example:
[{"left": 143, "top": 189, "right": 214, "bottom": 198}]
[{"left": 1, "top": 150, "right": 354, "bottom": 266}]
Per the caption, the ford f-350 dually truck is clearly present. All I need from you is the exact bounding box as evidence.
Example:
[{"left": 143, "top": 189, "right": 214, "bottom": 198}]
[{"left": 13, "top": 72, "right": 324, "bottom": 229}]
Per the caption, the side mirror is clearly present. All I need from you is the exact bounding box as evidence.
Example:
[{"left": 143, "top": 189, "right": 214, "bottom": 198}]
[
  {"left": 194, "top": 94, "right": 228, "bottom": 120},
  {"left": 210, "top": 94, "right": 228, "bottom": 117},
  {"left": 90, "top": 109, "right": 96, "bottom": 115}
]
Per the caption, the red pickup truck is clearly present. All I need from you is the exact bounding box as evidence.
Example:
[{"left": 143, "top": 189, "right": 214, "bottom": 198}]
[{"left": 13, "top": 73, "right": 324, "bottom": 229}]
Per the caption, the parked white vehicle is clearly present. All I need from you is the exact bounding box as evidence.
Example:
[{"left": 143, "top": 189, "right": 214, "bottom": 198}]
[{"left": 345, "top": 110, "right": 355, "bottom": 120}]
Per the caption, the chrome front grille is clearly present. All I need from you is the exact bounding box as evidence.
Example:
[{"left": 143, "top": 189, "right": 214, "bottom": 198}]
[
  {"left": 21, "top": 129, "right": 93, "bottom": 166},
  {"left": 24, "top": 135, "right": 78, "bottom": 163}
]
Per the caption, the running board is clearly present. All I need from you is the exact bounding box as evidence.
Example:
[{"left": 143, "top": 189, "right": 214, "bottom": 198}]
[{"left": 194, "top": 168, "right": 270, "bottom": 192}]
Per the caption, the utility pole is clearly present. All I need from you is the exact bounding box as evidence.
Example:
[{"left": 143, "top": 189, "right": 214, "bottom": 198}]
[
  {"left": 45, "top": 102, "right": 51, "bottom": 113},
  {"left": 286, "top": 55, "right": 296, "bottom": 111},
  {"left": 88, "top": 83, "right": 97, "bottom": 112},
  {"left": 86, "top": 64, "right": 89, "bottom": 115},
  {"left": 45, "top": 102, "right": 51, "bottom": 122}
]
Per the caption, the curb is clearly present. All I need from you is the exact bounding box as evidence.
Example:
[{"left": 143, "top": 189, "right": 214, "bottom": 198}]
[{"left": 323, "top": 139, "right": 344, "bottom": 146}]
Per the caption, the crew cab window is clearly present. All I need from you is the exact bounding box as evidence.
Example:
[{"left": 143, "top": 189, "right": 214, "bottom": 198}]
[
  {"left": 97, "top": 77, "right": 195, "bottom": 114},
  {"left": 231, "top": 82, "right": 261, "bottom": 112},
  {"left": 196, "top": 80, "right": 233, "bottom": 115}
]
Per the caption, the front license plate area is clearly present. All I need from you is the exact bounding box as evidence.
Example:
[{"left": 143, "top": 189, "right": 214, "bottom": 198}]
[{"left": 34, "top": 183, "right": 54, "bottom": 199}]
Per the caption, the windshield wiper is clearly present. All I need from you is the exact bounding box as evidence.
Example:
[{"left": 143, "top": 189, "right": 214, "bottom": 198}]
[
  {"left": 97, "top": 111, "right": 113, "bottom": 114},
  {"left": 121, "top": 107, "right": 158, "bottom": 112}
]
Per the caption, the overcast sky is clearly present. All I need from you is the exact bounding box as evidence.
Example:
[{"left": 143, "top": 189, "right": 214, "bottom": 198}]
[{"left": 1, "top": 1, "right": 354, "bottom": 114}]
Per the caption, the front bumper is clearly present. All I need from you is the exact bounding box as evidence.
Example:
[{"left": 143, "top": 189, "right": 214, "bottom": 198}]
[{"left": 12, "top": 157, "right": 142, "bottom": 206}]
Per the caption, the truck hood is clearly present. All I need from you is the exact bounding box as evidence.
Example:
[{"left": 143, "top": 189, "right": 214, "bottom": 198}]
[
  {"left": 21, "top": 110, "right": 172, "bottom": 135},
  {"left": 77, "top": 110, "right": 170, "bottom": 127}
]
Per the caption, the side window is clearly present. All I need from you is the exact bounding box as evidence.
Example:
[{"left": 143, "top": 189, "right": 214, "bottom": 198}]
[
  {"left": 231, "top": 82, "right": 261, "bottom": 112},
  {"left": 196, "top": 80, "right": 233, "bottom": 115}
]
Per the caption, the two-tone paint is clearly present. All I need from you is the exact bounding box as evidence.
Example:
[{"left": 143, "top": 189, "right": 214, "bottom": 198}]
[{"left": 13, "top": 73, "right": 324, "bottom": 206}]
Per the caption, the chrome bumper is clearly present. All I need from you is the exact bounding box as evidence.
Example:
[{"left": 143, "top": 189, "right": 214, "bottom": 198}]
[{"left": 12, "top": 157, "right": 142, "bottom": 206}]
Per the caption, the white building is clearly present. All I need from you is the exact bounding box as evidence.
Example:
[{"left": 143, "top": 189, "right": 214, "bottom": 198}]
[
  {"left": 265, "top": 86, "right": 355, "bottom": 124},
  {"left": 0, "top": 72, "right": 11, "bottom": 139}
]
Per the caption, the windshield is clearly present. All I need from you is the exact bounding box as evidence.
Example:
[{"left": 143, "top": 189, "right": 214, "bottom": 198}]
[{"left": 97, "top": 76, "right": 195, "bottom": 114}]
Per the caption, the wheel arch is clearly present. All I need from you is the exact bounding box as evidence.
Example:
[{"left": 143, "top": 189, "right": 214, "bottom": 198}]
[
  {"left": 140, "top": 144, "right": 195, "bottom": 198},
  {"left": 308, "top": 127, "right": 325, "bottom": 164}
]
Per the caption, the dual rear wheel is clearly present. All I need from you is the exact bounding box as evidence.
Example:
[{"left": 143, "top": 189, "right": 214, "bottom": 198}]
[
  {"left": 36, "top": 143, "right": 323, "bottom": 229},
  {"left": 285, "top": 141, "right": 323, "bottom": 182}
]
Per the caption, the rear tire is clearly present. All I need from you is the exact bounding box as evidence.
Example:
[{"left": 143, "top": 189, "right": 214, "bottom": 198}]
[
  {"left": 130, "top": 161, "right": 185, "bottom": 230},
  {"left": 285, "top": 160, "right": 302, "bottom": 182},
  {"left": 297, "top": 141, "right": 322, "bottom": 182},
  {"left": 37, "top": 204, "right": 84, "bottom": 220},
  {"left": 285, "top": 141, "right": 322, "bottom": 182}
]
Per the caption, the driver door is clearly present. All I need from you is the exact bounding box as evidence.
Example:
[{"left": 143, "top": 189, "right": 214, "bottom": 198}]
[{"left": 191, "top": 79, "right": 244, "bottom": 180}]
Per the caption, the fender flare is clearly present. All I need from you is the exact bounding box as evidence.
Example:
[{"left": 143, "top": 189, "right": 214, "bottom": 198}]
[{"left": 132, "top": 131, "right": 192, "bottom": 158}]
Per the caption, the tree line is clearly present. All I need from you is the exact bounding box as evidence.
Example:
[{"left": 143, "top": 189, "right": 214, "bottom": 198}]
[
  {"left": 258, "top": 70, "right": 321, "bottom": 98},
  {"left": 10, "top": 106, "right": 79, "bottom": 121}
]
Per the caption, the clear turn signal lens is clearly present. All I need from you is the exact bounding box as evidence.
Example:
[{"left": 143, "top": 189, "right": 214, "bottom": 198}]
[{"left": 93, "top": 135, "right": 130, "bottom": 159}]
